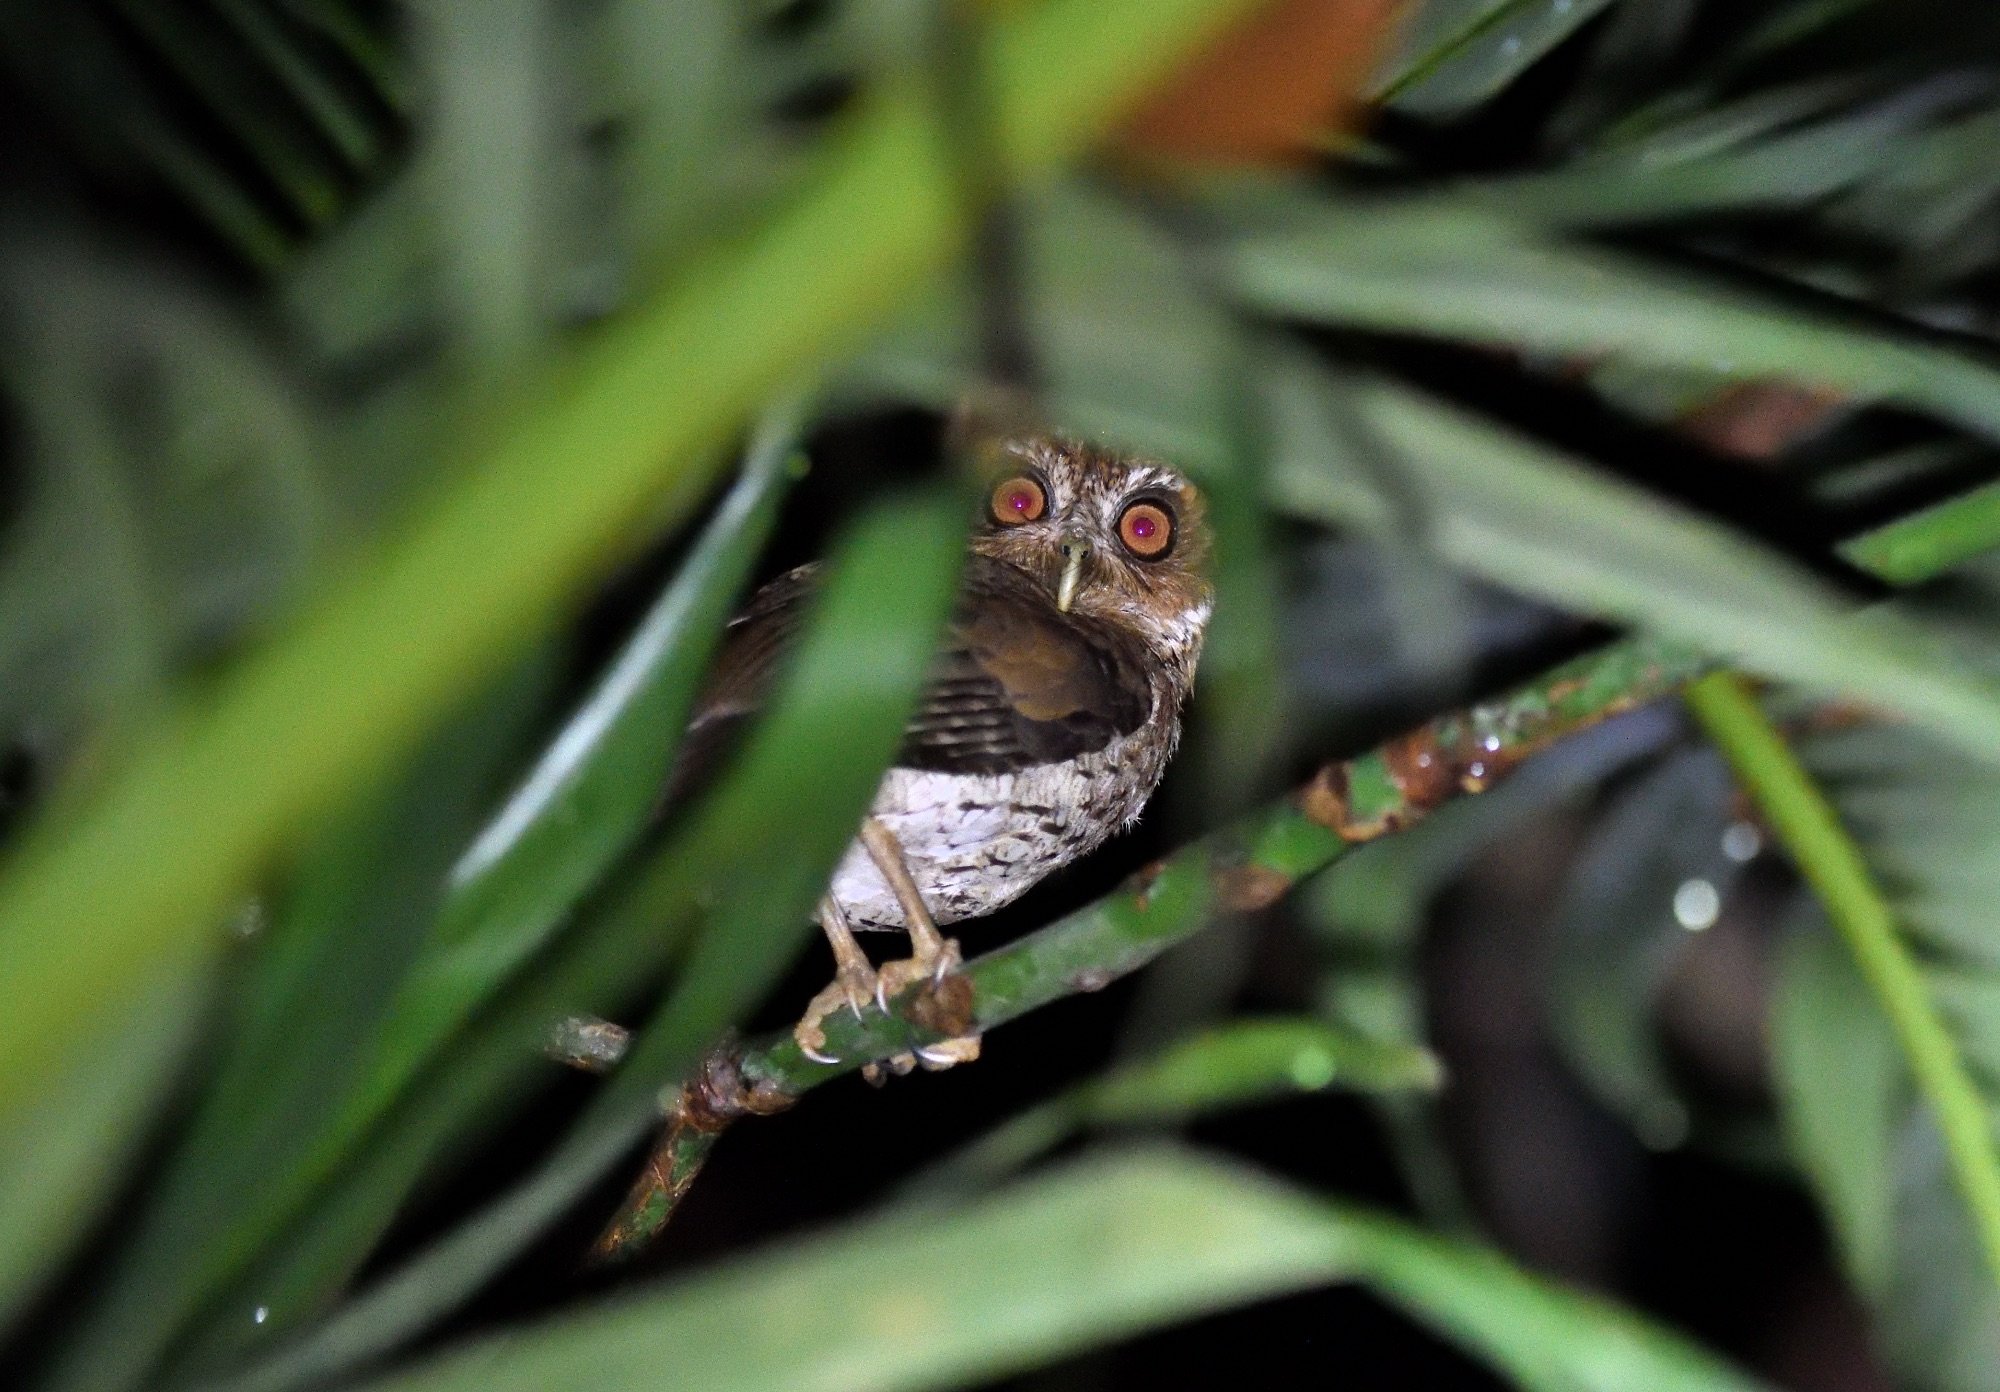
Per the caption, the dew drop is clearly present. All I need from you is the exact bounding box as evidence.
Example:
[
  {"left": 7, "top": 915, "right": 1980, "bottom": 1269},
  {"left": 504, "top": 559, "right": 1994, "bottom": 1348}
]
[
  {"left": 253, "top": 1305, "right": 269, "bottom": 1326},
  {"left": 1289, "top": 1046, "right": 1337, "bottom": 1091},
  {"left": 1500, "top": 34, "right": 1522, "bottom": 56},
  {"left": 1722, "top": 821, "right": 1762, "bottom": 863},
  {"left": 1673, "top": 878, "right": 1720, "bottom": 931}
]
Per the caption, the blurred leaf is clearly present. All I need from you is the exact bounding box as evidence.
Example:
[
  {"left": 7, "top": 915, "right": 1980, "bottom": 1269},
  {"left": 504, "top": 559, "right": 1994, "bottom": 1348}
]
[
  {"left": 413, "top": 0, "right": 557, "bottom": 377},
  {"left": 596, "top": 0, "right": 788, "bottom": 265},
  {"left": 1224, "top": 196, "right": 2000, "bottom": 444},
  {"left": 0, "top": 241, "right": 331, "bottom": 749},
  {"left": 1346, "top": 1201, "right": 1772, "bottom": 1392},
  {"left": 1547, "top": 748, "right": 1742, "bottom": 1151},
  {"left": 77, "top": 423, "right": 795, "bottom": 1380},
  {"left": 342, "top": 417, "right": 800, "bottom": 1164},
  {"left": 40, "top": 658, "right": 558, "bottom": 1392},
  {"left": 854, "top": 182, "right": 1240, "bottom": 470},
  {"left": 1488, "top": 88, "right": 1963, "bottom": 225},
  {"left": 341, "top": 1146, "right": 1767, "bottom": 1392},
  {"left": 209, "top": 489, "right": 964, "bottom": 1392},
  {"left": 1266, "top": 365, "right": 2000, "bottom": 766},
  {"left": 1776, "top": 917, "right": 2000, "bottom": 1392},
  {"left": 0, "top": 965, "right": 209, "bottom": 1329},
  {"left": 1083, "top": 1015, "right": 1443, "bottom": 1116},
  {"left": 1375, "top": 0, "right": 1619, "bottom": 119},
  {"left": 210, "top": 0, "right": 385, "bottom": 170},
  {"left": 1774, "top": 918, "right": 1900, "bottom": 1298},
  {"left": 1771, "top": 637, "right": 2000, "bottom": 1391},
  {"left": 909, "top": 1018, "right": 1441, "bottom": 1195}
]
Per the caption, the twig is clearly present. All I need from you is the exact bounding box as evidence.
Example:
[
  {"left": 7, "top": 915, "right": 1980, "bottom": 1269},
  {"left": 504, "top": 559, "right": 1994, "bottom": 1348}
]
[{"left": 587, "top": 631, "right": 1710, "bottom": 1259}]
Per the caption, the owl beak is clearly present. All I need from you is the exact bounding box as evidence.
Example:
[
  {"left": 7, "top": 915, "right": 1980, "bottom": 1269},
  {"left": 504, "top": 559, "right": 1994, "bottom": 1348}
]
[{"left": 1055, "top": 534, "right": 1091, "bottom": 613}]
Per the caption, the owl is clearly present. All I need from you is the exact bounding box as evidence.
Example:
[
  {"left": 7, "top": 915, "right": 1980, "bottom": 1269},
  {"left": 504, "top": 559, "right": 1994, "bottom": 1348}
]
[{"left": 678, "top": 432, "right": 1212, "bottom": 1070}]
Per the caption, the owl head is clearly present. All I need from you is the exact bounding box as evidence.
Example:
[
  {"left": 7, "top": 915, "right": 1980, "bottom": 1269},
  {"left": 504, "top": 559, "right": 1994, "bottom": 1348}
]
[{"left": 967, "top": 434, "right": 1213, "bottom": 667}]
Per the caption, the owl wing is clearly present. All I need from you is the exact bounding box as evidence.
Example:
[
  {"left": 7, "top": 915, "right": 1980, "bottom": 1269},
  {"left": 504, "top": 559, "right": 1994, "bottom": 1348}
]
[
  {"left": 900, "top": 557, "right": 1152, "bottom": 774},
  {"left": 664, "top": 557, "right": 1153, "bottom": 808}
]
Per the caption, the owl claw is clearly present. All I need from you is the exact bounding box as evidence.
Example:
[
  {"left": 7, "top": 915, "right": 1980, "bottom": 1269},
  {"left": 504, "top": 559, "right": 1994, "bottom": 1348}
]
[
  {"left": 793, "top": 954, "right": 880, "bottom": 1067},
  {"left": 916, "top": 1036, "right": 982, "bottom": 1070}
]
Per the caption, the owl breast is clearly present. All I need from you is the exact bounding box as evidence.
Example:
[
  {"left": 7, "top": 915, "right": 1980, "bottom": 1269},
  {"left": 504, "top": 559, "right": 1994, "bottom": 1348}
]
[{"left": 827, "top": 718, "right": 1173, "bottom": 930}]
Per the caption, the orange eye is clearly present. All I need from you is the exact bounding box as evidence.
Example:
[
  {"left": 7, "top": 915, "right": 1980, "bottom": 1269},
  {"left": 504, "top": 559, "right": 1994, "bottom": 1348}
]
[
  {"left": 989, "top": 475, "right": 1046, "bottom": 526},
  {"left": 1117, "top": 500, "right": 1174, "bottom": 558}
]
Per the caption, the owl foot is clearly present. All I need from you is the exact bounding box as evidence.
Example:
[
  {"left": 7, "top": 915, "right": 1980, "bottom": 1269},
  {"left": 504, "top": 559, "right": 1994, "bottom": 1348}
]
[
  {"left": 860, "top": 817, "right": 983, "bottom": 1073},
  {"left": 873, "top": 938, "right": 981, "bottom": 1069},
  {"left": 795, "top": 898, "right": 880, "bottom": 1065}
]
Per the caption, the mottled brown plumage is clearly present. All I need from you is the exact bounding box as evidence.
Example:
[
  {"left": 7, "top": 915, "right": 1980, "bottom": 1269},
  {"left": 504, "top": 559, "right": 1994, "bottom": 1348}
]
[{"left": 683, "top": 432, "right": 1212, "bottom": 1068}]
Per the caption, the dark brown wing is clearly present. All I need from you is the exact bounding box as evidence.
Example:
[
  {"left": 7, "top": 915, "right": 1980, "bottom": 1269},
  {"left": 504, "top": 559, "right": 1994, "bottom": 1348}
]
[
  {"left": 898, "top": 559, "right": 1152, "bottom": 774},
  {"left": 662, "top": 557, "right": 1152, "bottom": 808}
]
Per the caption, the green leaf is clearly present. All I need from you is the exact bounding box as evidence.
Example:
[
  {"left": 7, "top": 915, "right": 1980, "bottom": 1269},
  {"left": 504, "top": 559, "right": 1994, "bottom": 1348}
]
[
  {"left": 1769, "top": 652, "right": 2000, "bottom": 1392},
  {"left": 1344, "top": 1205, "right": 1773, "bottom": 1392},
  {"left": 1265, "top": 364, "right": 2000, "bottom": 767},
  {"left": 337, "top": 1147, "right": 1767, "bottom": 1392},
  {"left": 342, "top": 415, "right": 800, "bottom": 1159},
  {"left": 207, "top": 489, "right": 964, "bottom": 1392},
  {"left": 1375, "top": 0, "right": 1619, "bottom": 118},
  {"left": 909, "top": 1018, "right": 1441, "bottom": 1195},
  {"left": 39, "top": 658, "right": 559, "bottom": 1392},
  {"left": 0, "top": 246, "right": 331, "bottom": 748},
  {"left": 73, "top": 422, "right": 793, "bottom": 1383},
  {"left": 0, "top": 965, "right": 209, "bottom": 1329},
  {"left": 413, "top": 0, "right": 558, "bottom": 376},
  {"left": 1225, "top": 197, "right": 2000, "bottom": 446},
  {"left": 852, "top": 183, "right": 1240, "bottom": 471},
  {"left": 1084, "top": 1017, "right": 1443, "bottom": 1119},
  {"left": 1483, "top": 92, "right": 1956, "bottom": 226},
  {"left": 1773, "top": 920, "right": 1901, "bottom": 1298}
]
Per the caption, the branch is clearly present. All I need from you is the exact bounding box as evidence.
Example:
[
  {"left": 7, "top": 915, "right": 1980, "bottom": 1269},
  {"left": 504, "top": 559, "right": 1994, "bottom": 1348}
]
[{"left": 585, "top": 632, "right": 1709, "bottom": 1258}]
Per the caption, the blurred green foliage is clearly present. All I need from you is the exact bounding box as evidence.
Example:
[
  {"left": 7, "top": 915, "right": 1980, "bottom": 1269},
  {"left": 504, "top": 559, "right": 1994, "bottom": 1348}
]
[{"left": 6, "top": 2, "right": 2000, "bottom": 1390}]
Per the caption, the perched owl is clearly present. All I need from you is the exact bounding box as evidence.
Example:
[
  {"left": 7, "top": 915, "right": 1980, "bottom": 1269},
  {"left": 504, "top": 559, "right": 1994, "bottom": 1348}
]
[{"left": 678, "top": 432, "right": 1212, "bottom": 1068}]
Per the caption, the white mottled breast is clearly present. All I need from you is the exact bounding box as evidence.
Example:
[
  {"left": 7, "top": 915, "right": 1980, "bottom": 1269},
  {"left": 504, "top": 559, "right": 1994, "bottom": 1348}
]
[{"left": 827, "top": 713, "right": 1175, "bottom": 931}]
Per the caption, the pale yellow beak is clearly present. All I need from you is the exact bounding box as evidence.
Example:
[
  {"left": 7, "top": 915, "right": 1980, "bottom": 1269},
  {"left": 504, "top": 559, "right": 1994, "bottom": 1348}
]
[{"left": 1055, "top": 534, "right": 1091, "bottom": 613}]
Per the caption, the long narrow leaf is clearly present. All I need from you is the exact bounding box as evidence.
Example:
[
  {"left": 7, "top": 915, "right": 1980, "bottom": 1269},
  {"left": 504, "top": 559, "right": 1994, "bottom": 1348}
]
[
  {"left": 341, "top": 1148, "right": 1767, "bottom": 1392},
  {"left": 1267, "top": 364, "right": 2000, "bottom": 765},
  {"left": 210, "top": 489, "right": 964, "bottom": 1392}
]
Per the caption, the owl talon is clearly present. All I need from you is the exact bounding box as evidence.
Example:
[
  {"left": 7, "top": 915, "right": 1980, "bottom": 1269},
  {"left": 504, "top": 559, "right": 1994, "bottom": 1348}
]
[{"left": 917, "top": 1037, "right": 981, "bottom": 1070}]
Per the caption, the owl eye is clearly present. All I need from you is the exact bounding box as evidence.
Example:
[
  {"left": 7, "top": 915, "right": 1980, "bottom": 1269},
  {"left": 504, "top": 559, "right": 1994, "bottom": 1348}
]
[
  {"left": 1117, "top": 499, "right": 1175, "bottom": 559},
  {"left": 989, "top": 474, "right": 1047, "bottom": 526}
]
